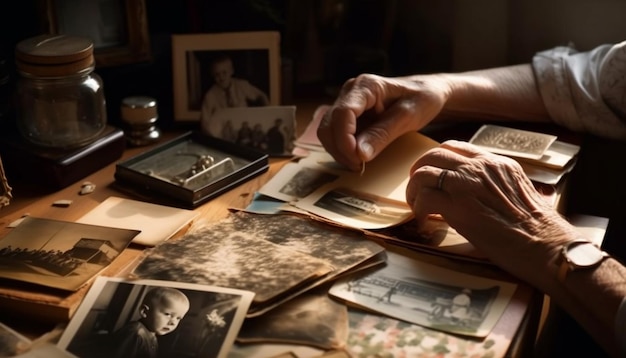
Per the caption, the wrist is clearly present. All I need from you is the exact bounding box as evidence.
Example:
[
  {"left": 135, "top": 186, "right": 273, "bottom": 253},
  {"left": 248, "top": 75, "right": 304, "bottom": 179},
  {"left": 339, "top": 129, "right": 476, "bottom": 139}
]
[{"left": 557, "top": 239, "right": 610, "bottom": 282}]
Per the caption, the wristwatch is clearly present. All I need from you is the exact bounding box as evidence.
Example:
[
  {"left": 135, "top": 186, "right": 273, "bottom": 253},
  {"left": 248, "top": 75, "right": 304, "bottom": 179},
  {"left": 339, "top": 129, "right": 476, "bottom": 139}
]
[{"left": 558, "top": 239, "right": 609, "bottom": 282}]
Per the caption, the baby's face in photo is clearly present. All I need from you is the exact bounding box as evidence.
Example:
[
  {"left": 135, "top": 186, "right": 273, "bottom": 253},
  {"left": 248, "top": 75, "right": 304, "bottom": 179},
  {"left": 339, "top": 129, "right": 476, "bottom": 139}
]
[{"left": 143, "top": 297, "right": 190, "bottom": 336}]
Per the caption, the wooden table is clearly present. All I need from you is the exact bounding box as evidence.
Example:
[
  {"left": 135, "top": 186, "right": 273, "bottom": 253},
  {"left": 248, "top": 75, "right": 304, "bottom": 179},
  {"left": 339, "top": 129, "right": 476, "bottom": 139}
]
[{"left": 0, "top": 99, "right": 542, "bottom": 356}]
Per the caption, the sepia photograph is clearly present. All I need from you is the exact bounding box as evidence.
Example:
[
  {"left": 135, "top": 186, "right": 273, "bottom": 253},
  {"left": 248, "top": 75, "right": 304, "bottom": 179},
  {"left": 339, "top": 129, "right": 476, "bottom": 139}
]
[
  {"left": 258, "top": 162, "right": 339, "bottom": 203},
  {"left": 57, "top": 277, "right": 254, "bottom": 358},
  {"left": 220, "top": 211, "right": 385, "bottom": 274},
  {"left": 130, "top": 222, "right": 334, "bottom": 306},
  {"left": 329, "top": 250, "right": 518, "bottom": 338},
  {"left": 295, "top": 187, "right": 414, "bottom": 230},
  {"left": 0, "top": 216, "right": 139, "bottom": 291},
  {"left": 201, "top": 105, "right": 297, "bottom": 157},
  {"left": 130, "top": 211, "right": 385, "bottom": 316},
  {"left": 469, "top": 124, "right": 557, "bottom": 160},
  {"left": 172, "top": 32, "right": 281, "bottom": 122},
  {"left": 237, "top": 285, "right": 349, "bottom": 350}
]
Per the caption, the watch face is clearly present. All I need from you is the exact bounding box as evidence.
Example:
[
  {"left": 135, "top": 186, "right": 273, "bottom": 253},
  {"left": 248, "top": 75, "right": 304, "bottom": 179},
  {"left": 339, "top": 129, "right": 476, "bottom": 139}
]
[{"left": 567, "top": 242, "right": 604, "bottom": 267}]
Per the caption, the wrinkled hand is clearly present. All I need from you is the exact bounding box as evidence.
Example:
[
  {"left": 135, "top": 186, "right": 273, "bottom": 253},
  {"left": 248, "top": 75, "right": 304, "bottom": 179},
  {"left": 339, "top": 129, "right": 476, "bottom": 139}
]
[
  {"left": 317, "top": 74, "right": 448, "bottom": 171},
  {"left": 406, "top": 140, "right": 579, "bottom": 289}
]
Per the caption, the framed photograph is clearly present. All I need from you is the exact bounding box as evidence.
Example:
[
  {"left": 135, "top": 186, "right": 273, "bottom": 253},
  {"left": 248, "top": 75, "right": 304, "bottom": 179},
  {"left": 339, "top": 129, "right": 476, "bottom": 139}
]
[
  {"left": 114, "top": 131, "right": 269, "bottom": 208},
  {"left": 201, "top": 105, "right": 297, "bottom": 157},
  {"left": 58, "top": 277, "right": 254, "bottom": 358},
  {"left": 38, "top": 0, "right": 152, "bottom": 67},
  {"left": 172, "top": 32, "right": 281, "bottom": 122}
]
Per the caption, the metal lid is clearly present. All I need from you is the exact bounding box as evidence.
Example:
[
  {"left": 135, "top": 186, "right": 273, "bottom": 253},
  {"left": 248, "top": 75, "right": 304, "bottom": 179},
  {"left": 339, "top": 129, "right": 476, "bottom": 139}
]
[{"left": 15, "top": 34, "right": 95, "bottom": 77}]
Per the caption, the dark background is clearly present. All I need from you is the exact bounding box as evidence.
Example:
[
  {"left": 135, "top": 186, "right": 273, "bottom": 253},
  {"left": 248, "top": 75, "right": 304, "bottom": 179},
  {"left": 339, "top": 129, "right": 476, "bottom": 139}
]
[
  {"left": 3, "top": 0, "right": 623, "bottom": 131},
  {"left": 0, "top": 2, "right": 625, "bottom": 355},
  {"left": 1, "top": 1, "right": 625, "bottom": 258}
]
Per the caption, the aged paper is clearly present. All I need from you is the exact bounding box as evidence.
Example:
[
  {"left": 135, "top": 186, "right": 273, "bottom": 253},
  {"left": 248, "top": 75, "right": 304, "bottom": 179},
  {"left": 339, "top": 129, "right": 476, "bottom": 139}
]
[{"left": 77, "top": 196, "right": 197, "bottom": 246}]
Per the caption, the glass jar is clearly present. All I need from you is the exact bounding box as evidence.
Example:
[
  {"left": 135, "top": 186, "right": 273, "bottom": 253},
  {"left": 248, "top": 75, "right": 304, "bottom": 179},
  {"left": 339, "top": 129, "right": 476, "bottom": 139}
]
[{"left": 14, "top": 34, "right": 107, "bottom": 149}]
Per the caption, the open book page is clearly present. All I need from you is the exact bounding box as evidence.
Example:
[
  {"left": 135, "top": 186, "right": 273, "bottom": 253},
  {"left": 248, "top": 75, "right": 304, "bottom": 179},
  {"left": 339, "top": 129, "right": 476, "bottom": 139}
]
[{"left": 260, "top": 131, "right": 439, "bottom": 230}]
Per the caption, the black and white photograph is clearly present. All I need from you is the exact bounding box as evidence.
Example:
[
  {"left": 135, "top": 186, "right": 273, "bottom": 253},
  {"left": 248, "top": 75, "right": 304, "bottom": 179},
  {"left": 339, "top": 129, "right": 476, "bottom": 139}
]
[
  {"left": 130, "top": 211, "right": 385, "bottom": 315},
  {"left": 258, "top": 162, "right": 339, "bottom": 203},
  {"left": 57, "top": 277, "right": 254, "bottom": 358},
  {"left": 237, "top": 285, "right": 349, "bottom": 350},
  {"left": 219, "top": 211, "right": 385, "bottom": 275},
  {"left": 172, "top": 32, "right": 281, "bottom": 122},
  {"left": 469, "top": 124, "right": 557, "bottom": 160},
  {"left": 329, "top": 251, "right": 517, "bottom": 338},
  {"left": 0, "top": 216, "right": 139, "bottom": 291},
  {"left": 201, "top": 105, "right": 297, "bottom": 157},
  {"left": 130, "top": 218, "right": 335, "bottom": 307},
  {"left": 294, "top": 187, "right": 414, "bottom": 230}
]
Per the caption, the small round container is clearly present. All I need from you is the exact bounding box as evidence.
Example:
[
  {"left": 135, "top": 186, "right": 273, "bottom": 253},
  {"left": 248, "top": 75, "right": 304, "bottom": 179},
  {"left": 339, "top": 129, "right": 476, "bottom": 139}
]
[
  {"left": 14, "top": 34, "right": 107, "bottom": 149},
  {"left": 120, "top": 95, "right": 160, "bottom": 146}
]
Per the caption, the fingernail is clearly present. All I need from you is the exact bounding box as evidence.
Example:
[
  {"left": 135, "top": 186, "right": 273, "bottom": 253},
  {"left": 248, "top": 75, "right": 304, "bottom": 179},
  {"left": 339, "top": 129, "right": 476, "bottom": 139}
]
[{"left": 359, "top": 141, "right": 374, "bottom": 160}]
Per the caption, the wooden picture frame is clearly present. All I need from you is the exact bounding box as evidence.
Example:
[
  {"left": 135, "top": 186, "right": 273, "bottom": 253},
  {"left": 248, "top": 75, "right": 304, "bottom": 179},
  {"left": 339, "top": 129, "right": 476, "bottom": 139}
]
[
  {"left": 172, "top": 32, "right": 281, "bottom": 122},
  {"left": 38, "top": 0, "right": 151, "bottom": 67}
]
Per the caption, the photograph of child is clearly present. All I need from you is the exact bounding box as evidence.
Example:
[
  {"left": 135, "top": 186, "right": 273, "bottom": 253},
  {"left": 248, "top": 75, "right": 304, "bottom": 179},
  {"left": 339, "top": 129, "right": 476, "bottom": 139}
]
[
  {"left": 106, "top": 286, "right": 190, "bottom": 357},
  {"left": 58, "top": 277, "right": 254, "bottom": 358},
  {"left": 200, "top": 53, "right": 270, "bottom": 123}
]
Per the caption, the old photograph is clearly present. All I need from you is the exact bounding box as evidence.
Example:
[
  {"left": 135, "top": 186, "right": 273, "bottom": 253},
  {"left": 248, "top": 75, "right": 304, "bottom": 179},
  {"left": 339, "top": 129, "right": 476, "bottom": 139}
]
[
  {"left": 130, "top": 220, "right": 334, "bottom": 306},
  {"left": 201, "top": 106, "right": 297, "bottom": 157},
  {"left": 172, "top": 32, "right": 281, "bottom": 122},
  {"left": 297, "top": 187, "right": 414, "bottom": 230},
  {"left": 329, "top": 251, "right": 517, "bottom": 338},
  {"left": 237, "top": 285, "right": 348, "bottom": 350},
  {"left": 258, "top": 162, "right": 339, "bottom": 203},
  {"left": 221, "top": 211, "right": 385, "bottom": 273},
  {"left": 469, "top": 124, "right": 557, "bottom": 160},
  {"left": 0, "top": 216, "right": 139, "bottom": 291},
  {"left": 58, "top": 277, "right": 253, "bottom": 358}
]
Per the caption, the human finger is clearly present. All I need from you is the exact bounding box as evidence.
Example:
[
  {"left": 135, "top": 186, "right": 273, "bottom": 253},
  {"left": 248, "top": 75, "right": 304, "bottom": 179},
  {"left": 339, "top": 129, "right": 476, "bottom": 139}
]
[
  {"left": 317, "top": 78, "right": 381, "bottom": 170},
  {"left": 409, "top": 141, "right": 550, "bottom": 222}
]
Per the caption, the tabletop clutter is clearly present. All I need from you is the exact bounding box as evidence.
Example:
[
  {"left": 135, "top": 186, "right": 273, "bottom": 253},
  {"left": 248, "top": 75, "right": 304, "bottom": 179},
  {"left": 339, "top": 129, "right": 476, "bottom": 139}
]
[{"left": 0, "top": 104, "right": 601, "bottom": 358}]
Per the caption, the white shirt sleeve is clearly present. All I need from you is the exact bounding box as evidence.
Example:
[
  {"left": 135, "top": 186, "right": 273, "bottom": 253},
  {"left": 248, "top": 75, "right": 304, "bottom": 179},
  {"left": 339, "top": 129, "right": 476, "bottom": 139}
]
[
  {"left": 532, "top": 41, "right": 626, "bottom": 139},
  {"left": 616, "top": 298, "right": 626, "bottom": 357}
]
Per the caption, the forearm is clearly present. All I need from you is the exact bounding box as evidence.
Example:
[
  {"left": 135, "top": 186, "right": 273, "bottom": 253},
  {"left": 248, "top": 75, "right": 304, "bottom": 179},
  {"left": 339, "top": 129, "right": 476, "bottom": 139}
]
[
  {"left": 409, "top": 64, "right": 554, "bottom": 123},
  {"left": 541, "top": 257, "right": 626, "bottom": 357}
]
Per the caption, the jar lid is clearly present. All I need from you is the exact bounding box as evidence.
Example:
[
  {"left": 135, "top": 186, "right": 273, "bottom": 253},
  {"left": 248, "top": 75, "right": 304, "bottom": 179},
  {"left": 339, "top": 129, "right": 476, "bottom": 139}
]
[{"left": 15, "top": 34, "right": 95, "bottom": 77}]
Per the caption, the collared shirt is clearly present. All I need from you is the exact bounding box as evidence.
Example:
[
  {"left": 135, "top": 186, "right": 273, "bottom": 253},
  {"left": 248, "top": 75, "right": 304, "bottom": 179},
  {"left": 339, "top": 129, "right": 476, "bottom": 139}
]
[
  {"left": 200, "top": 78, "right": 269, "bottom": 121},
  {"left": 533, "top": 40, "right": 626, "bottom": 357}
]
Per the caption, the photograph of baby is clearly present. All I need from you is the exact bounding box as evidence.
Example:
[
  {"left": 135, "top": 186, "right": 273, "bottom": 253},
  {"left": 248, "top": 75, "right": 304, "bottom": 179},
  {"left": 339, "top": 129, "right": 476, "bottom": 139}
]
[{"left": 57, "top": 277, "right": 254, "bottom": 358}]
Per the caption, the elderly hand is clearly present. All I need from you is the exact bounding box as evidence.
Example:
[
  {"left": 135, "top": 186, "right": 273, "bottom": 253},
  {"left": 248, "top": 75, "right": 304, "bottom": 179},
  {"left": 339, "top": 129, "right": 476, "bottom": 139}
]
[
  {"left": 406, "top": 140, "right": 580, "bottom": 290},
  {"left": 317, "top": 73, "right": 449, "bottom": 171}
]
